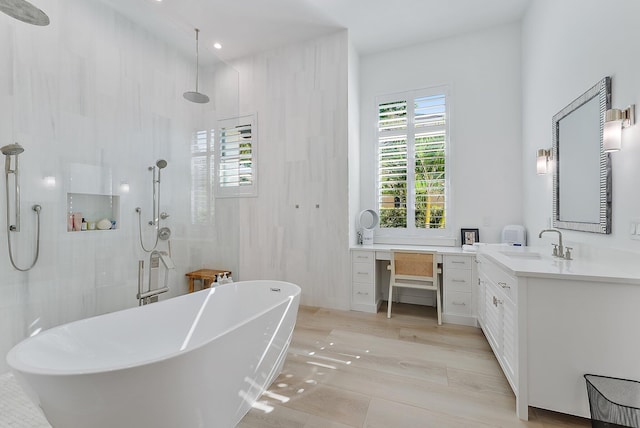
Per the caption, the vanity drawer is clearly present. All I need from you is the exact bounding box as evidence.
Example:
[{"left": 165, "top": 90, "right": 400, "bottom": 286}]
[
  {"left": 444, "top": 255, "right": 472, "bottom": 270},
  {"left": 352, "top": 262, "right": 374, "bottom": 284},
  {"left": 352, "top": 284, "right": 376, "bottom": 305},
  {"left": 481, "top": 258, "right": 517, "bottom": 302},
  {"left": 444, "top": 268, "right": 473, "bottom": 293},
  {"left": 352, "top": 251, "right": 375, "bottom": 264},
  {"left": 445, "top": 291, "right": 473, "bottom": 316}
]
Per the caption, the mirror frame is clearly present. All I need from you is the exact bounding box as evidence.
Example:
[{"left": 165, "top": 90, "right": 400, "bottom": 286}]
[{"left": 552, "top": 76, "right": 612, "bottom": 234}]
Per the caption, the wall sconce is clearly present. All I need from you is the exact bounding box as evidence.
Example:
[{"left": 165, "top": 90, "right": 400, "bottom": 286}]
[
  {"left": 536, "top": 149, "right": 552, "bottom": 175},
  {"left": 604, "top": 105, "right": 635, "bottom": 152}
]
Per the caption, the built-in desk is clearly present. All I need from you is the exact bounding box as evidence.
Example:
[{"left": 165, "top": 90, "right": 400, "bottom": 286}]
[{"left": 351, "top": 244, "right": 478, "bottom": 326}]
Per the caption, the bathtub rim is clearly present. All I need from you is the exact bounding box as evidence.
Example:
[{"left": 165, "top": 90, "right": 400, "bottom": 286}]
[{"left": 6, "top": 280, "right": 301, "bottom": 377}]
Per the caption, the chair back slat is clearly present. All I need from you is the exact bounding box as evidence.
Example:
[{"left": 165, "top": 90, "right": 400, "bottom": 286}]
[{"left": 394, "top": 252, "right": 434, "bottom": 278}]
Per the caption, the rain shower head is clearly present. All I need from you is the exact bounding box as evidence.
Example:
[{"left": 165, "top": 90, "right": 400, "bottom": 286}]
[
  {"left": 183, "top": 28, "right": 209, "bottom": 104},
  {"left": 0, "top": 0, "right": 50, "bottom": 26},
  {"left": 183, "top": 91, "right": 210, "bottom": 104},
  {"left": 156, "top": 159, "right": 167, "bottom": 169},
  {"left": 1, "top": 143, "right": 24, "bottom": 156}
]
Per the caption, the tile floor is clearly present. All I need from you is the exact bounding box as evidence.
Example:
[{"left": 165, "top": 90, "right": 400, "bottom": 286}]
[{"left": 0, "top": 373, "right": 50, "bottom": 427}]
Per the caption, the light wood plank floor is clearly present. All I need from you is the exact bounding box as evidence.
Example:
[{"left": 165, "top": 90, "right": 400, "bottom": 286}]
[{"left": 239, "top": 303, "right": 591, "bottom": 428}]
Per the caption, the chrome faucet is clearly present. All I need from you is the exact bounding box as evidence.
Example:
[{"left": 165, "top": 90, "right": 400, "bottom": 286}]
[{"left": 539, "top": 229, "right": 566, "bottom": 258}]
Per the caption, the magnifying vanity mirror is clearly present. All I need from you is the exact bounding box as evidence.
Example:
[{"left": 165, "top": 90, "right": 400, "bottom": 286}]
[
  {"left": 357, "top": 209, "right": 379, "bottom": 245},
  {"left": 552, "top": 76, "right": 611, "bottom": 234}
]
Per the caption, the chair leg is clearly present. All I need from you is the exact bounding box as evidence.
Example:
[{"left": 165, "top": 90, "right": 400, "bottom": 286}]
[
  {"left": 436, "top": 283, "right": 442, "bottom": 325},
  {"left": 387, "top": 283, "right": 393, "bottom": 318}
]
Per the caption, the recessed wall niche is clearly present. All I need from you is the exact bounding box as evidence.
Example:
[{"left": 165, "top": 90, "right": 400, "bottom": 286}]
[{"left": 66, "top": 163, "right": 120, "bottom": 232}]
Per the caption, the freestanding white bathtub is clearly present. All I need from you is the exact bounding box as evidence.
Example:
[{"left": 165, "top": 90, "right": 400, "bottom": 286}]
[{"left": 6, "top": 280, "right": 301, "bottom": 428}]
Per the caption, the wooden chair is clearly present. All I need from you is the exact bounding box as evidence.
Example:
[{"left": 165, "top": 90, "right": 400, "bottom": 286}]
[{"left": 387, "top": 250, "right": 441, "bottom": 325}]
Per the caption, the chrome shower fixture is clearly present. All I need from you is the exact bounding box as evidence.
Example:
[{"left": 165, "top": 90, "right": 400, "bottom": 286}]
[
  {"left": 1, "top": 143, "right": 24, "bottom": 156},
  {"left": 0, "top": 0, "right": 50, "bottom": 26},
  {"left": 150, "top": 159, "right": 167, "bottom": 226},
  {"left": 136, "top": 159, "right": 170, "bottom": 252},
  {"left": 1, "top": 143, "right": 24, "bottom": 230},
  {"left": 2, "top": 143, "right": 41, "bottom": 271},
  {"left": 183, "top": 28, "right": 210, "bottom": 104}
]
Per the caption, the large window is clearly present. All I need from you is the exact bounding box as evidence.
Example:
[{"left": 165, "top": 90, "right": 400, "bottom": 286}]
[
  {"left": 377, "top": 87, "right": 449, "bottom": 234},
  {"left": 190, "top": 114, "right": 257, "bottom": 224},
  {"left": 215, "top": 114, "right": 257, "bottom": 198},
  {"left": 191, "top": 128, "right": 215, "bottom": 225}
]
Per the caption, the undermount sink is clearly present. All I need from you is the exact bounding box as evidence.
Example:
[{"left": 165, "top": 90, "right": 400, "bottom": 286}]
[{"left": 499, "top": 250, "right": 542, "bottom": 260}]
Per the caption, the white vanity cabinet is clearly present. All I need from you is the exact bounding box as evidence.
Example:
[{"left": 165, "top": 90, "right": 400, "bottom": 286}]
[
  {"left": 477, "top": 253, "right": 520, "bottom": 413},
  {"left": 350, "top": 250, "right": 379, "bottom": 313},
  {"left": 442, "top": 254, "right": 477, "bottom": 326}
]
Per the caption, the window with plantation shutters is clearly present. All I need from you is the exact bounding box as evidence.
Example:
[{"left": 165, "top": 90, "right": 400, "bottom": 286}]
[
  {"left": 377, "top": 88, "right": 449, "bottom": 233},
  {"left": 191, "top": 128, "right": 215, "bottom": 224},
  {"left": 215, "top": 114, "right": 257, "bottom": 197}
]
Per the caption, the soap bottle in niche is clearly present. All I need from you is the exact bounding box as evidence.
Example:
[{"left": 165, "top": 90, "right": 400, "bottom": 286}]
[
  {"left": 73, "top": 212, "right": 83, "bottom": 231},
  {"left": 81, "top": 218, "right": 87, "bottom": 231}
]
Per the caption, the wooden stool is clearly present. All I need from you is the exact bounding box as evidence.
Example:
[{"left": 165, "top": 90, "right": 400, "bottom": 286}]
[{"left": 185, "top": 269, "right": 232, "bottom": 293}]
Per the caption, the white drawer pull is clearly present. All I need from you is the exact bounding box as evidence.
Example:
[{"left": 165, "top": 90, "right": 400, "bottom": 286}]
[
  {"left": 357, "top": 272, "right": 368, "bottom": 275},
  {"left": 451, "top": 261, "right": 466, "bottom": 264},
  {"left": 452, "top": 301, "right": 466, "bottom": 306},
  {"left": 356, "top": 291, "right": 369, "bottom": 295},
  {"left": 498, "top": 281, "right": 511, "bottom": 289},
  {"left": 452, "top": 279, "right": 466, "bottom": 283},
  {"left": 357, "top": 255, "right": 368, "bottom": 259}
]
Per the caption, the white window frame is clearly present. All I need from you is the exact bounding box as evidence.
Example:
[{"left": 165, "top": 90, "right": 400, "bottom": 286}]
[
  {"left": 215, "top": 113, "right": 258, "bottom": 198},
  {"left": 190, "top": 128, "right": 215, "bottom": 225},
  {"left": 374, "top": 85, "right": 453, "bottom": 241}
]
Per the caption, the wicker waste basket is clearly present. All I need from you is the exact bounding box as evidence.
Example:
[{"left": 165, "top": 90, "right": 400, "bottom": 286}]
[{"left": 585, "top": 374, "right": 640, "bottom": 428}]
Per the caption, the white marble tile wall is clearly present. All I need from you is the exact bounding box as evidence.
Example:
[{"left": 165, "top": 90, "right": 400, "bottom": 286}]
[
  {"left": 231, "top": 31, "right": 351, "bottom": 310},
  {"left": 0, "top": 0, "right": 240, "bottom": 375}
]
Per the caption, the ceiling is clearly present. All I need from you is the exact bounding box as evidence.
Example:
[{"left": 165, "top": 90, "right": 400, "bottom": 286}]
[{"left": 100, "top": 0, "right": 530, "bottom": 63}]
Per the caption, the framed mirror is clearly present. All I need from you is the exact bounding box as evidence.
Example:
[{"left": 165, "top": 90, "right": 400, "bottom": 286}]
[{"left": 552, "top": 77, "right": 611, "bottom": 234}]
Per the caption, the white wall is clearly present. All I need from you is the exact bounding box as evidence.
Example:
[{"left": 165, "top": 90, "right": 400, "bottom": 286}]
[
  {"left": 0, "top": 0, "right": 239, "bottom": 373},
  {"left": 348, "top": 37, "right": 361, "bottom": 247},
  {"left": 230, "top": 31, "right": 351, "bottom": 310},
  {"left": 359, "top": 23, "right": 523, "bottom": 244},
  {"left": 522, "top": 0, "right": 640, "bottom": 252}
]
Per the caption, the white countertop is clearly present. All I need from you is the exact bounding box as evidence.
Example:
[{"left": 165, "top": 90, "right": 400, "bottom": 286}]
[
  {"left": 478, "top": 244, "right": 640, "bottom": 285},
  {"left": 351, "top": 244, "right": 476, "bottom": 255}
]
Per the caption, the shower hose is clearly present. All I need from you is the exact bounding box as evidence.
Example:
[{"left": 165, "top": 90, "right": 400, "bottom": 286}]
[{"left": 4, "top": 172, "right": 40, "bottom": 271}]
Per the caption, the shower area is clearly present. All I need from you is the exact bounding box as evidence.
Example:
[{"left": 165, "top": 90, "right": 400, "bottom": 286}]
[{"left": 0, "top": 0, "right": 241, "bottom": 377}]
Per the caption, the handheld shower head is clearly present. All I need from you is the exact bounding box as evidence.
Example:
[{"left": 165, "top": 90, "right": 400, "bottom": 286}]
[
  {"left": 1, "top": 143, "right": 24, "bottom": 156},
  {"left": 156, "top": 159, "right": 167, "bottom": 169}
]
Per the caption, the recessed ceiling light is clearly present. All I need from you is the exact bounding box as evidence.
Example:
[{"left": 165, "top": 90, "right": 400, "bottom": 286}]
[{"left": 213, "top": 42, "right": 222, "bottom": 50}]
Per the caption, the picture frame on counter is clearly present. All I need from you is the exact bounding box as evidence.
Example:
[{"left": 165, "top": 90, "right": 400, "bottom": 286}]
[{"left": 461, "top": 228, "right": 479, "bottom": 246}]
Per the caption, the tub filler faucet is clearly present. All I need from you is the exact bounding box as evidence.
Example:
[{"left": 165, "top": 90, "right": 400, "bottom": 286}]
[
  {"left": 137, "top": 250, "right": 175, "bottom": 305},
  {"left": 538, "top": 229, "right": 572, "bottom": 259}
]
